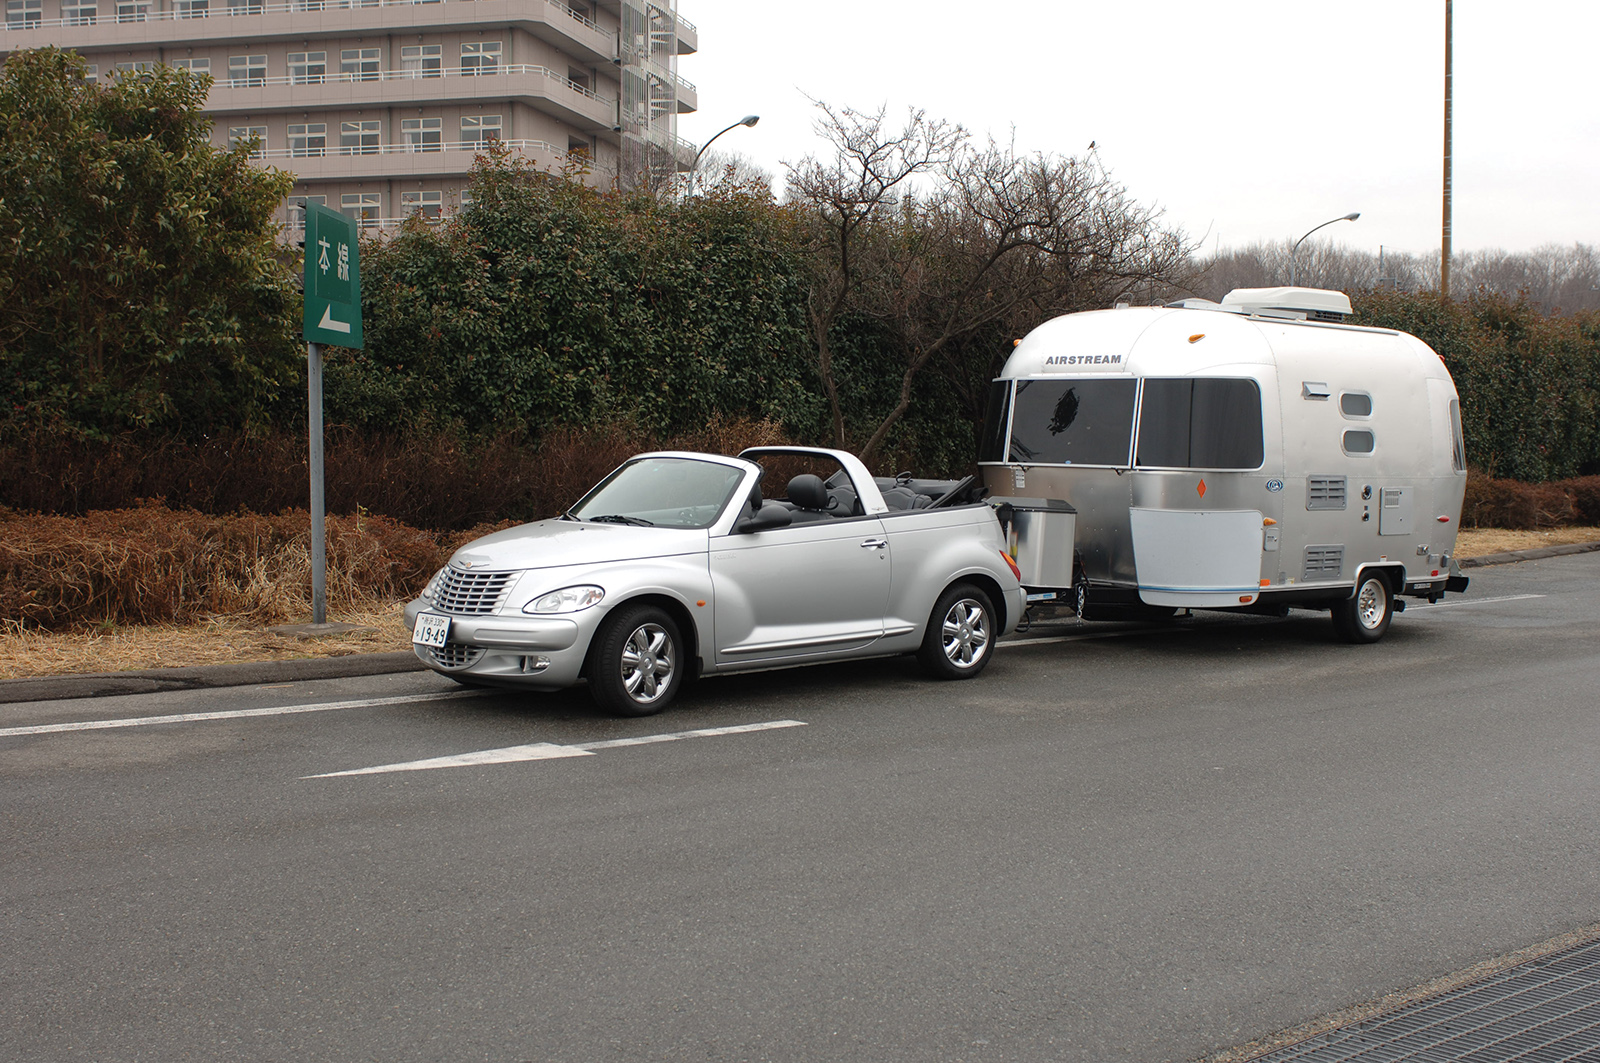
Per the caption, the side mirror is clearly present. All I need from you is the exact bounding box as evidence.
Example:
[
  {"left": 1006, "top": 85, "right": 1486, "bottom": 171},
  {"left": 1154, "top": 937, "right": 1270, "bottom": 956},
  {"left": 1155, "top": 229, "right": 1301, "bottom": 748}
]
[{"left": 735, "top": 505, "right": 791, "bottom": 533}]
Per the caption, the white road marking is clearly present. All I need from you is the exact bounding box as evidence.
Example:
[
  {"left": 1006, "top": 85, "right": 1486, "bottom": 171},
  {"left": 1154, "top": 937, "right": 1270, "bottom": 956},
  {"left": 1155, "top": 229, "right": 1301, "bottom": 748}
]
[
  {"left": 0, "top": 690, "right": 490, "bottom": 738},
  {"left": 304, "top": 718, "right": 808, "bottom": 779},
  {"left": 1406, "top": 593, "right": 1546, "bottom": 611}
]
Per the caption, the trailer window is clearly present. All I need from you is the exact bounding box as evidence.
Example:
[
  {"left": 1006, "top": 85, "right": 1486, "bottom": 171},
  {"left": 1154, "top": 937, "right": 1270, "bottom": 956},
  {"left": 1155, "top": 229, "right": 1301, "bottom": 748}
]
[
  {"left": 978, "top": 380, "right": 1011, "bottom": 463},
  {"left": 1449, "top": 399, "right": 1465, "bottom": 471},
  {"left": 1008, "top": 378, "right": 1136, "bottom": 466},
  {"left": 1136, "top": 378, "right": 1264, "bottom": 470}
]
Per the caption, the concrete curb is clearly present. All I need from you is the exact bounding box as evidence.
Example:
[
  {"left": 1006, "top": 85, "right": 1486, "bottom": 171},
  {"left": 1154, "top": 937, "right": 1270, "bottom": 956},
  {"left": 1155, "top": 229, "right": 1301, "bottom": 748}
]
[
  {"left": 0, "top": 651, "right": 427, "bottom": 705},
  {"left": 4, "top": 542, "right": 1598, "bottom": 706},
  {"left": 1457, "top": 540, "right": 1600, "bottom": 568}
]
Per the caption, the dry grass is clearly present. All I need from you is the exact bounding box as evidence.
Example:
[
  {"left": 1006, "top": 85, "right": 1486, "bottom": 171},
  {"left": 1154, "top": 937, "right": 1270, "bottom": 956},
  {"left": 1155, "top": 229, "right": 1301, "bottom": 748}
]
[
  {"left": 1453, "top": 526, "right": 1600, "bottom": 558},
  {"left": 0, "top": 601, "right": 413, "bottom": 680}
]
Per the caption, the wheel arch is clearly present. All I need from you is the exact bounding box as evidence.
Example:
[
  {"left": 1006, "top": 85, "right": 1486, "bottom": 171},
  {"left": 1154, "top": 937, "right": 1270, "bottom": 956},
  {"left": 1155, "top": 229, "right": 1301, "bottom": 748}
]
[
  {"left": 584, "top": 593, "right": 704, "bottom": 678},
  {"left": 1348, "top": 563, "right": 1407, "bottom": 598},
  {"left": 936, "top": 572, "right": 1009, "bottom": 634}
]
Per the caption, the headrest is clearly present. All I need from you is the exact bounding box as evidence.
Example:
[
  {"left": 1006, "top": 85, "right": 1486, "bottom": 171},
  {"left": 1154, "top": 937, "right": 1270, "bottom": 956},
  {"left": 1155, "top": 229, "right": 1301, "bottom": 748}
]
[{"left": 787, "top": 473, "right": 829, "bottom": 511}]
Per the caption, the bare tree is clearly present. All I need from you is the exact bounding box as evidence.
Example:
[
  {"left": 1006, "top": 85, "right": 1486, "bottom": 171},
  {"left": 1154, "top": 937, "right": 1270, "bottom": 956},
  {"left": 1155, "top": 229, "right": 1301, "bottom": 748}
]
[
  {"left": 785, "top": 102, "right": 965, "bottom": 452},
  {"left": 787, "top": 103, "right": 1193, "bottom": 463}
]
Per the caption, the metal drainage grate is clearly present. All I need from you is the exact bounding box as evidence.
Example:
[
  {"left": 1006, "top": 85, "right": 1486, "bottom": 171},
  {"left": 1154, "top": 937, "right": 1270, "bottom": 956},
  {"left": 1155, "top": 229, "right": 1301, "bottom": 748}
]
[{"left": 1250, "top": 937, "right": 1600, "bottom": 1062}]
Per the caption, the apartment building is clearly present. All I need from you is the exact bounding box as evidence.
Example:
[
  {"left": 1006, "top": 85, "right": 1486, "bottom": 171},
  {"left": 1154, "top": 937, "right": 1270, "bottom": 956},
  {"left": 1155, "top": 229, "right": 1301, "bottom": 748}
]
[{"left": 1, "top": 0, "right": 699, "bottom": 230}]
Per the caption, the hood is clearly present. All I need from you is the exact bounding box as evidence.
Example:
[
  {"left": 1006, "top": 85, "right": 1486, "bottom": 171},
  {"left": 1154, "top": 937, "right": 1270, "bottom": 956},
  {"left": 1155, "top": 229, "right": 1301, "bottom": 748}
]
[{"left": 450, "top": 518, "right": 709, "bottom": 572}]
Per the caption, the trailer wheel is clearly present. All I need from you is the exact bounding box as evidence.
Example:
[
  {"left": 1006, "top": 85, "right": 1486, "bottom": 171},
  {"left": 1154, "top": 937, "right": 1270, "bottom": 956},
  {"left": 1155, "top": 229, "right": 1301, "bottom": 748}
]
[
  {"left": 918, "top": 583, "right": 996, "bottom": 680},
  {"left": 1332, "top": 572, "right": 1393, "bottom": 644}
]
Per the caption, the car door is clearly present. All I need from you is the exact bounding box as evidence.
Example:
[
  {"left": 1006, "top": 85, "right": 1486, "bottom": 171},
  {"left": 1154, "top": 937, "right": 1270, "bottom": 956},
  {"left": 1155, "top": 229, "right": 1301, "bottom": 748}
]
[{"left": 708, "top": 516, "right": 892, "bottom": 665}]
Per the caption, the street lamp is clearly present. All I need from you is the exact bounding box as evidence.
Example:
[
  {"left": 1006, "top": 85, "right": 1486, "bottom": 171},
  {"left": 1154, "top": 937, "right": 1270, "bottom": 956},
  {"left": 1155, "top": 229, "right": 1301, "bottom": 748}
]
[
  {"left": 686, "top": 114, "right": 759, "bottom": 195},
  {"left": 1289, "top": 212, "right": 1360, "bottom": 286}
]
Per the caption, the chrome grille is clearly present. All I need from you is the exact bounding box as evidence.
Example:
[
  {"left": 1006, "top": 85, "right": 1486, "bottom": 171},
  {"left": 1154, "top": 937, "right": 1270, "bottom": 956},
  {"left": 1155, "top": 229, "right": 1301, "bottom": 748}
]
[
  {"left": 1307, "top": 476, "right": 1347, "bottom": 511},
  {"left": 429, "top": 643, "right": 484, "bottom": 669},
  {"left": 1303, "top": 545, "right": 1344, "bottom": 581},
  {"left": 434, "top": 569, "right": 514, "bottom": 615}
]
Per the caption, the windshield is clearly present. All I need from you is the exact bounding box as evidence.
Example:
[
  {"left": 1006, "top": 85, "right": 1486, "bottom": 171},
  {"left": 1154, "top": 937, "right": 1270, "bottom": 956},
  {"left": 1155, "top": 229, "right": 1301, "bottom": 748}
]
[{"left": 569, "top": 457, "right": 747, "bottom": 529}]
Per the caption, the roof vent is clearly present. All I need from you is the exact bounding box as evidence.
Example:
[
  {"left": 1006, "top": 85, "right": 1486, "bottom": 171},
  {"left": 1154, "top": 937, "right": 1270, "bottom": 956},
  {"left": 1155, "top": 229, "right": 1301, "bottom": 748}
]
[{"left": 1219, "top": 286, "right": 1353, "bottom": 322}]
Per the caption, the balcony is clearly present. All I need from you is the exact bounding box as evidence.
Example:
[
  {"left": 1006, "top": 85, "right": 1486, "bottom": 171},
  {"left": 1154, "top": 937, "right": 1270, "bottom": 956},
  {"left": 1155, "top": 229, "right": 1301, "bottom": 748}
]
[
  {"left": 253, "top": 137, "right": 568, "bottom": 180},
  {"left": 209, "top": 64, "right": 618, "bottom": 133},
  {"left": 673, "top": 9, "right": 693, "bottom": 53},
  {"left": 0, "top": 0, "right": 618, "bottom": 66}
]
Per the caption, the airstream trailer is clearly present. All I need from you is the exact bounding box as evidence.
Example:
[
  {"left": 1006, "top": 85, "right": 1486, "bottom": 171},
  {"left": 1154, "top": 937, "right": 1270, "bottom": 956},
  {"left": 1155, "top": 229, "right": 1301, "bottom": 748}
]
[{"left": 980, "top": 287, "right": 1469, "bottom": 643}]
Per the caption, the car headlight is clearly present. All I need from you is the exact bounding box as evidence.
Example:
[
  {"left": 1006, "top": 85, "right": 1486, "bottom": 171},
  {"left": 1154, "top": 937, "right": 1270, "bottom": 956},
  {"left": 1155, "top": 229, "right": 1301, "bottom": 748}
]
[
  {"left": 420, "top": 566, "right": 447, "bottom": 602},
  {"left": 523, "top": 585, "right": 605, "bottom": 614}
]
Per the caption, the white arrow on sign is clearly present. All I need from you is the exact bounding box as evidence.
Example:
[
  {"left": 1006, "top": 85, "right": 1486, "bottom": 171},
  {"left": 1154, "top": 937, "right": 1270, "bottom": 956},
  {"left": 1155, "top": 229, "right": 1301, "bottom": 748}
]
[{"left": 317, "top": 303, "right": 352, "bottom": 334}]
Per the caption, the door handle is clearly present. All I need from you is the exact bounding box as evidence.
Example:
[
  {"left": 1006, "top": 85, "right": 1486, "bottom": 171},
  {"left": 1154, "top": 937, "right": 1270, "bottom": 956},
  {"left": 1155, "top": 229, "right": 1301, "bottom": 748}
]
[{"left": 860, "top": 539, "right": 888, "bottom": 549}]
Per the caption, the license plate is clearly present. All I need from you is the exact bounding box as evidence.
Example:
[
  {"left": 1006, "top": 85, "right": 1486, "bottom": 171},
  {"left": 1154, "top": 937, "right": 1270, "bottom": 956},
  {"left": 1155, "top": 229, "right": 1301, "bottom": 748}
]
[
  {"left": 1026, "top": 591, "right": 1060, "bottom": 602},
  {"left": 412, "top": 612, "right": 451, "bottom": 648}
]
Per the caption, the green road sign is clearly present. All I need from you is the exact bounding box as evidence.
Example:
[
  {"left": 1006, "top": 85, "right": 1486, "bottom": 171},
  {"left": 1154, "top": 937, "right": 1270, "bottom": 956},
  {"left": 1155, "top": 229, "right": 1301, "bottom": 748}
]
[{"left": 302, "top": 203, "right": 363, "bottom": 348}]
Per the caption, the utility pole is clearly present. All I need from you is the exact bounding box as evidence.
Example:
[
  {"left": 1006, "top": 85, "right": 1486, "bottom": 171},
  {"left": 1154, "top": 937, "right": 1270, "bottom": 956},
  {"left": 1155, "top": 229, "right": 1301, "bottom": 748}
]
[{"left": 1441, "top": 0, "right": 1453, "bottom": 297}]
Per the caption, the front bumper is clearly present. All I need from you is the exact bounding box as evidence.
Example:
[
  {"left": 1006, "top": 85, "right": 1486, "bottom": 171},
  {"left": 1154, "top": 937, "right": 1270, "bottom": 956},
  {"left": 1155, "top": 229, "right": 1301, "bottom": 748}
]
[{"left": 405, "top": 599, "right": 595, "bottom": 690}]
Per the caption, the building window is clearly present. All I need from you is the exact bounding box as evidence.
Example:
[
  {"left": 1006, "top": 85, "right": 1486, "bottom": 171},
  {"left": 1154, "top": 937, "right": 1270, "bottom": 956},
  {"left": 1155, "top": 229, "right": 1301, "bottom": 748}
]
[
  {"left": 5, "top": 0, "right": 43, "bottom": 28},
  {"left": 287, "top": 51, "right": 326, "bottom": 84},
  {"left": 458, "top": 188, "right": 474, "bottom": 208},
  {"left": 288, "top": 123, "right": 327, "bottom": 157},
  {"left": 114, "top": 61, "right": 157, "bottom": 79},
  {"left": 82, "top": 64, "right": 99, "bottom": 82},
  {"left": 400, "top": 45, "right": 441, "bottom": 79},
  {"left": 115, "top": 0, "right": 150, "bottom": 21},
  {"left": 171, "top": 58, "right": 211, "bottom": 77},
  {"left": 340, "top": 48, "right": 380, "bottom": 82},
  {"left": 341, "top": 192, "right": 381, "bottom": 228},
  {"left": 460, "top": 41, "right": 501, "bottom": 75},
  {"left": 227, "top": 125, "right": 267, "bottom": 157},
  {"left": 174, "top": 0, "right": 207, "bottom": 16},
  {"left": 402, "top": 117, "right": 441, "bottom": 153},
  {"left": 401, "top": 190, "right": 442, "bottom": 219},
  {"left": 287, "top": 195, "right": 325, "bottom": 229},
  {"left": 61, "top": 0, "right": 96, "bottom": 24},
  {"left": 228, "top": 54, "right": 267, "bottom": 87},
  {"left": 226, "top": 0, "right": 263, "bottom": 12},
  {"left": 339, "top": 120, "right": 381, "bottom": 155},
  {"left": 460, "top": 114, "right": 501, "bottom": 146}
]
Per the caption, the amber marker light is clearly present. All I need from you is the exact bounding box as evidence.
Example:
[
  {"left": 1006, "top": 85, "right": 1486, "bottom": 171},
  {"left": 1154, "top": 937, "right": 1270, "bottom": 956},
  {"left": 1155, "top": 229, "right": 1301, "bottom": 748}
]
[
  {"left": 1188, "top": 333, "right": 1205, "bottom": 343},
  {"left": 1013, "top": 339, "right": 1022, "bottom": 347},
  {"left": 1263, "top": 517, "right": 1278, "bottom": 526},
  {"left": 696, "top": 600, "right": 706, "bottom": 607},
  {"left": 1260, "top": 579, "right": 1271, "bottom": 586},
  {"left": 1000, "top": 551, "right": 1022, "bottom": 581}
]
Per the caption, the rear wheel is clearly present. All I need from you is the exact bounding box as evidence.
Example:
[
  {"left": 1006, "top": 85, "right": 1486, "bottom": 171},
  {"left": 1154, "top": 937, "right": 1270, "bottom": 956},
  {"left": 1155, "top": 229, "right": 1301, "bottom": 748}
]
[
  {"left": 1332, "top": 572, "right": 1393, "bottom": 644},
  {"left": 587, "top": 605, "right": 684, "bottom": 716},
  {"left": 918, "top": 583, "right": 997, "bottom": 680}
]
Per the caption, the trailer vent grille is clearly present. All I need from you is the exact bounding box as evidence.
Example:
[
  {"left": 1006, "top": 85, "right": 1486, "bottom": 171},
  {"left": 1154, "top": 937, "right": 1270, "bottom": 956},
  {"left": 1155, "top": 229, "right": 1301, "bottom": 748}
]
[
  {"left": 1303, "top": 546, "right": 1344, "bottom": 581},
  {"left": 1307, "top": 476, "right": 1348, "bottom": 510}
]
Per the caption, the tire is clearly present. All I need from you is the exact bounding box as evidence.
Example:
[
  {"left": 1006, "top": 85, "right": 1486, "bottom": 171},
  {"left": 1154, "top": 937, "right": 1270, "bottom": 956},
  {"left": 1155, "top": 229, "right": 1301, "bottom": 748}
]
[
  {"left": 586, "top": 605, "right": 685, "bottom": 716},
  {"left": 1332, "top": 572, "right": 1393, "bottom": 644},
  {"left": 917, "top": 583, "right": 997, "bottom": 680}
]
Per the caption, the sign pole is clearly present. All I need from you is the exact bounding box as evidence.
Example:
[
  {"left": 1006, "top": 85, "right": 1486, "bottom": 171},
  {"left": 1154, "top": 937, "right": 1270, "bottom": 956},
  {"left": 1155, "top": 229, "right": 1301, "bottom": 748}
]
[
  {"left": 300, "top": 203, "right": 361, "bottom": 630},
  {"left": 308, "top": 340, "right": 327, "bottom": 625}
]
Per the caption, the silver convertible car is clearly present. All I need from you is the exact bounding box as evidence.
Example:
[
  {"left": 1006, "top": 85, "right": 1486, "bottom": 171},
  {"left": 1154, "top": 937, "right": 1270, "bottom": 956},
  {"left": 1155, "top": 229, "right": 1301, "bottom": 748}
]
[{"left": 405, "top": 446, "right": 1026, "bottom": 715}]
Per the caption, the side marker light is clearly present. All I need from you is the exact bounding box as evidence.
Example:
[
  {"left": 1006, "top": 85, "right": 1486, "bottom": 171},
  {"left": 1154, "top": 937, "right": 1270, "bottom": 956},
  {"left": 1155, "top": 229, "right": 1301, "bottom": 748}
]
[
  {"left": 696, "top": 600, "right": 706, "bottom": 607},
  {"left": 1437, "top": 515, "right": 1451, "bottom": 522},
  {"left": 1239, "top": 595, "right": 1253, "bottom": 603},
  {"left": 1188, "top": 333, "right": 1205, "bottom": 343},
  {"left": 1260, "top": 579, "right": 1271, "bottom": 587},
  {"left": 1263, "top": 517, "right": 1278, "bottom": 526}
]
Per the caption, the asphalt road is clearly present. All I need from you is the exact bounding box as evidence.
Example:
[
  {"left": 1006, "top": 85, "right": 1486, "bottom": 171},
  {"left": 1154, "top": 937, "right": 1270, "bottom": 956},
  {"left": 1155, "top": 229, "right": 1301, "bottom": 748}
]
[{"left": 5, "top": 556, "right": 1599, "bottom": 1063}]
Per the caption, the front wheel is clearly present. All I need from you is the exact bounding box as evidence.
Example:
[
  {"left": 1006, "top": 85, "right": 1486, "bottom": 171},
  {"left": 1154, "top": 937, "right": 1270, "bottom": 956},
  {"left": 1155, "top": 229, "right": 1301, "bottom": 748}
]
[
  {"left": 587, "top": 605, "right": 685, "bottom": 716},
  {"left": 1332, "top": 572, "right": 1393, "bottom": 644},
  {"left": 917, "top": 583, "right": 997, "bottom": 680}
]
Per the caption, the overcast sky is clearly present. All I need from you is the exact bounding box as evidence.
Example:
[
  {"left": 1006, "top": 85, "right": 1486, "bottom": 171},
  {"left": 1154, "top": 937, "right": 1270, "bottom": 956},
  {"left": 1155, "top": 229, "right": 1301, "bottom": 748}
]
[{"left": 675, "top": 1, "right": 1599, "bottom": 257}]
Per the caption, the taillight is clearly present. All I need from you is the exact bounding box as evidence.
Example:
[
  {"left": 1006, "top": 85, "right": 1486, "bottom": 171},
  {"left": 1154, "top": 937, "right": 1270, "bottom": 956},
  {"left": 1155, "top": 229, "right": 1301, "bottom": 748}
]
[{"left": 999, "top": 550, "right": 1021, "bottom": 581}]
